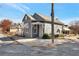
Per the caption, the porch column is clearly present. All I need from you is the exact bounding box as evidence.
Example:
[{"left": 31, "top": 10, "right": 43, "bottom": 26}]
[
  {"left": 39, "top": 24, "right": 43, "bottom": 38},
  {"left": 30, "top": 23, "right": 33, "bottom": 38}
]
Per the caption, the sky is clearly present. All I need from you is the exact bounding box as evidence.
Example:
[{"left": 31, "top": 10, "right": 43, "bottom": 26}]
[
  {"left": 0, "top": 3, "right": 79, "bottom": 24},
  {"left": 54, "top": 3, "right": 79, "bottom": 24},
  {"left": 0, "top": 3, "right": 51, "bottom": 23}
]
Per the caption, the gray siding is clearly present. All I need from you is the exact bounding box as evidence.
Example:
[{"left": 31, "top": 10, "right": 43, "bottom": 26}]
[
  {"left": 22, "top": 13, "right": 64, "bottom": 38},
  {"left": 44, "top": 23, "right": 63, "bottom": 35},
  {"left": 23, "top": 16, "right": 32, "bottom": 38}
]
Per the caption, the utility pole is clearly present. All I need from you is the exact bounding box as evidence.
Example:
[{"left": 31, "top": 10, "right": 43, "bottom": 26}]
[{"left": 51, "top": 3, "right": 54, "bottom": 43}]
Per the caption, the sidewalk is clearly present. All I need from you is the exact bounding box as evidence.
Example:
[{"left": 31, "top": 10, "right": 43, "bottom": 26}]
[
  {"left": 0, "top": 39, "right": 66, "bottom": 46},
  {"left": 0, "top": 37, "right": 79, "bottom": 47},
  {"left": 14, "top": 39, "right": 74, "bottom": 47}
]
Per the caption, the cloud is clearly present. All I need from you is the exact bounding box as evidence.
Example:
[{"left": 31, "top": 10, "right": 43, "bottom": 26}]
[
  {"left": 62, "top": 17, "right": 79, "bottom": 25},
  {"left": 5, "top": 3, "right": 30, "bottom": 13},
  {"left": 17, "top": 4, "right": 32, "bottom": 14},
  {"left": 18, "top": 4, "right": 30, "bottom": 10},
  {"left": 0, "top": 3, "right": 31, "bottom": 23}
]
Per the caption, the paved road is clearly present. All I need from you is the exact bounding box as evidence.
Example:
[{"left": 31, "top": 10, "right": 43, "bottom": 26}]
[
  {"left": 0, "top": 34, "right": 79, "bottom": 56},
  {"left": 0, "top": 42, "right": 79, "bottom": 56}
]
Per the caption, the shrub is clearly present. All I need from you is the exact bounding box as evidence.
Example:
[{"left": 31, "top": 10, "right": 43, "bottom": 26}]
[
  {"left": 58, "top": 34, "right": 64, "bottom": 39},
  {"left": 42, "top": 33, "right": 51, "bottom": 39},
  {"left": 55, "top": 34, "right": 59, "bottom": 38},
  {"left": 59, "top": 34, "right": 64, "bottom": 37}
]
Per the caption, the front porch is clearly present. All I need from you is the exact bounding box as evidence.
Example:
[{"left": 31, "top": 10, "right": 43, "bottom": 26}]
[
  {"left": 21, "top": 22, "right": 44, "bottom": 38},
  {"left": 31, "top": 22, "right": 44, "bottom": 38}
]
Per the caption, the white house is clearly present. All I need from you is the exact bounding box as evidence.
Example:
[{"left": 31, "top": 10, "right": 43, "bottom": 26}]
[
  {"left": 62, "top": 25, "right": 70, "bottom": 34},
  {"left": 22, "top": 13, "right": 64, "bottom": 38}
]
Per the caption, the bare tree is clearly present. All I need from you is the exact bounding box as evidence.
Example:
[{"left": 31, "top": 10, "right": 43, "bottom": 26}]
[{"left": 69, "top": 20, "right": 79, "bottom": 35}]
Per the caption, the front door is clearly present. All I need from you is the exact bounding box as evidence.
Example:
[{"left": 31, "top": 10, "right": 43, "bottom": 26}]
[{"left": 32, "top": 24, "right": 39, "bottom": 38}]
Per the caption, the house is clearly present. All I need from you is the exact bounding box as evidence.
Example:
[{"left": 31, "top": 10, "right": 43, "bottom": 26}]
[
  {"left": 22, "top": 13, "right": 64, "bottom": 38},
  {"left": 10, "top": 23, "right": 22, "bottom": 35},
  {"left": 62, "top": 25, "right": 70, "bottom": 34}
]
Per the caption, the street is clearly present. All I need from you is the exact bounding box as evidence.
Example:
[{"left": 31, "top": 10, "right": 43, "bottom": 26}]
[{"left": 0, "top": 42, "right": 79, "bottom": 56}]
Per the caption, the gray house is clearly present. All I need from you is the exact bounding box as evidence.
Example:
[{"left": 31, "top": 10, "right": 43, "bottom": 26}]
[{"left": 22, "top": 13, "right": 64, "bottom": 38}]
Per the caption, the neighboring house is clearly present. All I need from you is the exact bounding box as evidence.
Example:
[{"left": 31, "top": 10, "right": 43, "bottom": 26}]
[
  {"left": 10, "top": 23, "right": 22, "bottom": 35},
  {"left": 22, "top": 13, "right": 64, "bottom": 38},
  {"left": 62, "top": 25, "right": 70, "bottom": 34}
]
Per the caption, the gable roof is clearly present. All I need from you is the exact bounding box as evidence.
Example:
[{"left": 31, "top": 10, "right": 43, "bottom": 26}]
[
  {"left": 22, "top": 14, "right": 36, "bottom": 21},
  {"left": 33, "top": 13, "right": 64, "bottom": 25},
  {"left": 22, "top": 13, "right": 64, "bottom": 25}
]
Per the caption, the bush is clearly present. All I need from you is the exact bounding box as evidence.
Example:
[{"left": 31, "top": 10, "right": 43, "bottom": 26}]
[
  {"left": 42, "top": 34, "right": 51, "bottom": 39},
  {"left": 55, "top": 34, "right": 59, "bottom": 38},
  {"left": 59, "top": 34, "right": 64, "bottom": 37},
  {"left": 58, "top": 34, "right": 64, "bottom": 39}
]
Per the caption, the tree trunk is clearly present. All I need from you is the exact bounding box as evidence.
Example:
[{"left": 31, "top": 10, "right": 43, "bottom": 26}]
[{"left": 51, "top": 3, "right": 54, "bottom": 43}]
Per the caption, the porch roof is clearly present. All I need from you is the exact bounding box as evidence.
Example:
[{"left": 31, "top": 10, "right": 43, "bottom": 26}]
[{"left": 63, "top": 28, "right": 70, "bottom": 31}]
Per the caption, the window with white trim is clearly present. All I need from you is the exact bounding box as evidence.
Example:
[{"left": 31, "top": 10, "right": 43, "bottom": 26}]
[{"left": 24, "top": 23, "right": 29, "bottom": 33}]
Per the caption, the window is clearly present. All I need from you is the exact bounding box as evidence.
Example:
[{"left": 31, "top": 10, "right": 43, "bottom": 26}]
[
  {"left": 57, "top": 29, "right": 60, "bottom": 33},
  {"left": 24, "top": 23, "right": 29, "bottom": 33}
]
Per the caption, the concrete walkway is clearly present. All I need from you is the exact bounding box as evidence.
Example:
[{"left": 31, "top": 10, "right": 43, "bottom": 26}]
[
  {"left": 0, "top": 33, "right": 79, "bottom": 46},
  {"left": 0, "top": 33, "right": 79, "bottom": 47},
  {"left": 0, "top": 38, "right": 78, "bottom": 47},
  {"left": 17, "top": 39, "right": 73, "bottom": 46}
]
